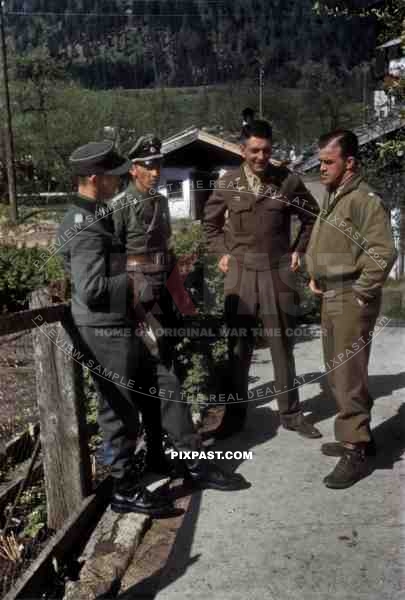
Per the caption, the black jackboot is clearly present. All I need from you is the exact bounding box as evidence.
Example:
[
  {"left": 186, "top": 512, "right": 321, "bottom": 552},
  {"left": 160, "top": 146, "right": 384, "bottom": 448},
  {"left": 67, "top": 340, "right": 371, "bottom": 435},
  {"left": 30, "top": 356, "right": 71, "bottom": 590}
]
[
  {"left": 111, "top": 477, "right": 180, "bottom": 517},
  {"left": 184, "top": 459, "right": 251, "bottom": 491}
]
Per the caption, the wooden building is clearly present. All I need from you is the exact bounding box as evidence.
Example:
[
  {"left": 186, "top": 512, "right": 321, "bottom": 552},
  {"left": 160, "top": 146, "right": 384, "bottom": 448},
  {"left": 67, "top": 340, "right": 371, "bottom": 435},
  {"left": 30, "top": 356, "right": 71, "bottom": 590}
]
[{"left": 160, "top": 127, "right": 242, "bottom": 220}]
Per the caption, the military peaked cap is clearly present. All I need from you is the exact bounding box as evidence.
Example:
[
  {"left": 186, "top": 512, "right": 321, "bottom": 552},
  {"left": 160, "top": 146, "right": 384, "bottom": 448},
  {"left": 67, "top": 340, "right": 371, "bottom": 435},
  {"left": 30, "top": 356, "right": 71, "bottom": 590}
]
[
  {"left": 128, "top": 134, "right": 163, "bottom": 164},
  {"left": 69, "top": 140, "right": 131, "bottom": 176}
]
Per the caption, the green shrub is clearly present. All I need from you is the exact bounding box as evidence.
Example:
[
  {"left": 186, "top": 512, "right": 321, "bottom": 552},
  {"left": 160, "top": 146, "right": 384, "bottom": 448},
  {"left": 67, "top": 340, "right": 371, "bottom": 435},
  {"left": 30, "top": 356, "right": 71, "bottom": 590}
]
[
  {"left": 171, "top": 221, "right": 321, "bottom": 408},
  {"left": 171, "top": 219, "right": 205, "bottom": 257},
  {"left": 0, "top": 246, "right": 64, "bottom": 313},
  {"left": 295, "top": 274, "right": 322, "bottom": 323},
  {"left": 171, "top": 221, "right": 226, "bottom": 408}
]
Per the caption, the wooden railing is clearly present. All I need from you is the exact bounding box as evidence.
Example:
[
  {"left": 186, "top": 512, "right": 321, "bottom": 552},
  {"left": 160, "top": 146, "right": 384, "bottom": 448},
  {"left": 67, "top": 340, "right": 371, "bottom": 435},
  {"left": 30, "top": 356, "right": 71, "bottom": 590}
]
[{"left": 1, "top": 289, "right": 92, "bottom": 531}]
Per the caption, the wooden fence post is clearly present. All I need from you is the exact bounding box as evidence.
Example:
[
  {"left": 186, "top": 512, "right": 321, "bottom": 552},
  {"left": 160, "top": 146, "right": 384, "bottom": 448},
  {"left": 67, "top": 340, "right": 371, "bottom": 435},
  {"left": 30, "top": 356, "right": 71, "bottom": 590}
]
[{"left": 30, "top": 289, "right": 92, "bottom": 530}]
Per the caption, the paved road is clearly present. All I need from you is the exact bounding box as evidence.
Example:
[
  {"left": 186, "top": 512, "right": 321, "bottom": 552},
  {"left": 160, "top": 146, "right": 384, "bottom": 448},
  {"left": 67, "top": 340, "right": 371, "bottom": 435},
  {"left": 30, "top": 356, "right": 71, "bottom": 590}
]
[{"left": 153, "top": 326, "right": 405, "bottom": 600}]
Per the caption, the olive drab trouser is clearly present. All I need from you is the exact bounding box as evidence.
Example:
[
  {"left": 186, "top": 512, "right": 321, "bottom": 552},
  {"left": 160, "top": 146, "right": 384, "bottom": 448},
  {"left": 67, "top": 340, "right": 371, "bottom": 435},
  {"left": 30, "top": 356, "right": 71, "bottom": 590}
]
[
  {"left": 224, "top": 263, "right": 302, "bottom": 425},
  {"left": 321, "top": 287, "right": 381, "bottom": 444}
]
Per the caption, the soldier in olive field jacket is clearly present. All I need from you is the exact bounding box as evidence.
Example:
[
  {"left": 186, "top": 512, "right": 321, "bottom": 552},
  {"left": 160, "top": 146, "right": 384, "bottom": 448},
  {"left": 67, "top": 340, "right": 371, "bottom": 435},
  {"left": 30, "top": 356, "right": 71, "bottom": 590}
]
[{"left": 306, "top": 129, "right": 397, "bottom": 490}]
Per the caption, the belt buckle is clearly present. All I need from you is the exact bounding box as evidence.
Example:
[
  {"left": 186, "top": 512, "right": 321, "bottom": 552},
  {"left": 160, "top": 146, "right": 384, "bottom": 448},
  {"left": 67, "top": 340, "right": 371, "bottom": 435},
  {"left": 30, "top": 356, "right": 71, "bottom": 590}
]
[
  {"left": 322, "top": 289, "right": 336, "bottom": 299},
  {"left": 154, "top": 252, "right": 165, "bottom": 266}
]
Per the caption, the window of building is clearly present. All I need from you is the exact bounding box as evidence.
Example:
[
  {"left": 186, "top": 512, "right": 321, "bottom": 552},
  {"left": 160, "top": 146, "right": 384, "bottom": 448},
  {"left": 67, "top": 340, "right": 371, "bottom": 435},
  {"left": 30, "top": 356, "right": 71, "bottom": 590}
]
[{"left": 166, "top": 180, "right": 183, "bottom": 201}]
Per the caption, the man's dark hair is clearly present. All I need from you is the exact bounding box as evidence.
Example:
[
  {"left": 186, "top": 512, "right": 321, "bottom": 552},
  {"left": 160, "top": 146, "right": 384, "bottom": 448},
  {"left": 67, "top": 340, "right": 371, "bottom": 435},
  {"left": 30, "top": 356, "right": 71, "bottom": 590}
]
[
  {"left": 241, "top": 119, "right": 273, "bottom": 143},
  {"left": 318, "top": 129, "right": 359, "bottom": 160}
]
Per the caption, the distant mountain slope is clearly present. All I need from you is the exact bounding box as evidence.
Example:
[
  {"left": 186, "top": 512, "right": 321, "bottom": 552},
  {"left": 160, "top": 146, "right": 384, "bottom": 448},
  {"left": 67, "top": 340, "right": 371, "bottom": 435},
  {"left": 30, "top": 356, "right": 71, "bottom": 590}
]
[{"left": 7, "top": 0, "right": 378, "bottom": 88}]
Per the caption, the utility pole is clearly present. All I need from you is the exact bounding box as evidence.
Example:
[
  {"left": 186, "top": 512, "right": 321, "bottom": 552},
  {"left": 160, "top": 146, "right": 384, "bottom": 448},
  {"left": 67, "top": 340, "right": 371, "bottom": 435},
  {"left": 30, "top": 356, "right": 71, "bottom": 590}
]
[
  {"left": 362, "top": 63, "right": 368, "bottom": 126},
  {"left": 259, "top": 66, "right": 264, "bottom": 118},
  {"left": 0, "top": 0, "right": 17, "bottom": 223}
]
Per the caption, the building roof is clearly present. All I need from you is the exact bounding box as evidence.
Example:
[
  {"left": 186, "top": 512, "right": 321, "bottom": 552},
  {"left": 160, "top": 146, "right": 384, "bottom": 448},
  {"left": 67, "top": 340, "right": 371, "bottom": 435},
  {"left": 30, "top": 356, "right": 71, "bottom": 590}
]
[
  {"left": 377, "top": 37, "right": 402, "bottom": 50},
  {"left": 161, "top": 127, "right": 243, "bottom": 169},
  {"left": 162, "top": 127, "right": 242, "bottom": 157}
]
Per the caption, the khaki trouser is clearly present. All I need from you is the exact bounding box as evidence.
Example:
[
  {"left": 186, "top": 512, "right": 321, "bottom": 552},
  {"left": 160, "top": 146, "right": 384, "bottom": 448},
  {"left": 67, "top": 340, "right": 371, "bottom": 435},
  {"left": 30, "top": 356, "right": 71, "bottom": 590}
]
[
  {"left": 321, "top": 287, "right": 381, "bottom": 444},
  {"left": 224, "top": 264, "right": 301, "bottom": 424}
]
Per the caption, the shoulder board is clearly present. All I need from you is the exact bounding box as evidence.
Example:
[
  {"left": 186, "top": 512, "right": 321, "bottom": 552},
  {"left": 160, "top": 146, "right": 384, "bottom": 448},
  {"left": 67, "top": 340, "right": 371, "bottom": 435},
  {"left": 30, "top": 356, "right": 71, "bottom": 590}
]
[
  {"left": 367, "top": 191, "right": 383, "bottom": 202},
  {"left": 358, "top": 181, "right": 384, "bottom": 204},
  {"left": 218, "top": 167, "right": 240, "bottom": 182},
  {"left": 109, "top": 189, "right": 127, "bottom": 207}
]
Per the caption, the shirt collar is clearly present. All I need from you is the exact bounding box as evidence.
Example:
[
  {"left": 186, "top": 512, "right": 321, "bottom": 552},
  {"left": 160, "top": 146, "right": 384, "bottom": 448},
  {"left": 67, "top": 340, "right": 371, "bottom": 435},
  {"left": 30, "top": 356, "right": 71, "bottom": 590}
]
[
  {"left": 333, "top": 173, "right": 363, "bottom": 199},
  {"left": 243, "top": 163, "right": 264, "bottom": 195}
]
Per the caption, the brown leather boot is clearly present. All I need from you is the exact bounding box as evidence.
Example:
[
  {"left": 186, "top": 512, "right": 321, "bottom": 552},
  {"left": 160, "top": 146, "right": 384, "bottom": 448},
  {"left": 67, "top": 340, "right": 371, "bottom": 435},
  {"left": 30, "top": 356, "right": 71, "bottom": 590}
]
[
  {"left": 323, "top": 446, "right": 371, "bottom": 489},
  {"left": 282, "top": 414, "right": 322, "bottom": 439}
]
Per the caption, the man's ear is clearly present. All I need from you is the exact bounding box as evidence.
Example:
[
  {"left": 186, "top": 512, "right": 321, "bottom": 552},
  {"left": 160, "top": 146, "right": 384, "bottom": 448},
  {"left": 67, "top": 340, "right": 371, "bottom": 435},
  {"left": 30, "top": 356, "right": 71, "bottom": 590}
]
[
  {"left": 129, "top": 163, "right": 138, "bottom": 177},
  {"left": 240, "top": 143, "right": 246, "bottom": 160},
  {"left": 346, "top": 156, "right": 356, "bottom": 172},
  {"left": 88, "top": 174, "right": 98, "bottom": 184}
]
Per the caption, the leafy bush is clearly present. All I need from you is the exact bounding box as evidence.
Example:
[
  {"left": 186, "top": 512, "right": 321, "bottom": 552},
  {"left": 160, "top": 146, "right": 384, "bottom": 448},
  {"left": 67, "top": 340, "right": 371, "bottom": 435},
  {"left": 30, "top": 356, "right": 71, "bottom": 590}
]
[
  {"left": 0, "top": 246, "right": 64, "bottom": 313},
  {"left": 171, "top": 221, "right": 321, "bottom": 407},
  {"left": 295, "top": 273, "right": 322, "bottom": 324},
  {"left": 171, "top": 220, "right": 227, "bottom": 407}
]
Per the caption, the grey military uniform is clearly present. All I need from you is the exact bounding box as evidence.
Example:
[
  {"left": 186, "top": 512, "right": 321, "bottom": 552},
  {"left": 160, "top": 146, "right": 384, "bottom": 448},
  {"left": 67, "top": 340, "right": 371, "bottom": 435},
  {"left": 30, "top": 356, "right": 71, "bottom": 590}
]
[
  {"left": 58, "top": 194, "right": 146, "bottom": 479},
  {"left": 109, "top": 181, "right": 199, "bottom": 455},
  {"left": 58, "top": 194, "right": 130, "bottom": 327},
  {"left": 110, "top": 181, "right": 171, "bottom": 256},
  {"left": 110, "top": 181, "right": 173, "bottom": 304}
]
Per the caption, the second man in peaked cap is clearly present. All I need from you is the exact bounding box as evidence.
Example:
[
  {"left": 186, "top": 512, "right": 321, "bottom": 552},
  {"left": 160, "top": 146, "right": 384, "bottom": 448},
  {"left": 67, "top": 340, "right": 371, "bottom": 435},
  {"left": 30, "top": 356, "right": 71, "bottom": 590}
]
[{"left": 109, "top": 133, "right": 249, "bottom": 491}]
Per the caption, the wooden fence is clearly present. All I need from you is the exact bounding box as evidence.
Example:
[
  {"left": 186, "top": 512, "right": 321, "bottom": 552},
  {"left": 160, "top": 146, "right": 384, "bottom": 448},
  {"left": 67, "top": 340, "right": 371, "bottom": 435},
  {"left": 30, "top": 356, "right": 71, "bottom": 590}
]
[{"left": 0, "top": 289, "right": 92, "bottom": 531}]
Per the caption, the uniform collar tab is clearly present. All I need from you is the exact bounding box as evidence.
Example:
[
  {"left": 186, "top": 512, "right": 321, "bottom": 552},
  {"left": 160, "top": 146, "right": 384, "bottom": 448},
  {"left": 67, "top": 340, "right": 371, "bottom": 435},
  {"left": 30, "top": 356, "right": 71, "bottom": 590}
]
[{"left": 74, "top": 194, "right": 100, "bottom": 213}]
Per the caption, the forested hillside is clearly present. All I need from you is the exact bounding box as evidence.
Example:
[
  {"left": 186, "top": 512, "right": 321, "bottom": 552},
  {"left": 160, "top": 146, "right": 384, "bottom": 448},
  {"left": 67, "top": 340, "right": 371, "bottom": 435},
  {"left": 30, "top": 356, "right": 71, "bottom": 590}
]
[{"left": 7, "top": 0, "right": 379, "bottom": 88}]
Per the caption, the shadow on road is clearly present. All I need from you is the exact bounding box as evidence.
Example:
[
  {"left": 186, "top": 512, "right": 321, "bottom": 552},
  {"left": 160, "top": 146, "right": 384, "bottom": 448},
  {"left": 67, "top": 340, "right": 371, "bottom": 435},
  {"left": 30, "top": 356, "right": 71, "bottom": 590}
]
[
  {"left": 372, "top": 403, "right": 405, "bottom": 471},
  {"left": 247, "top": 370, "right": 405, "bottom": 426}
]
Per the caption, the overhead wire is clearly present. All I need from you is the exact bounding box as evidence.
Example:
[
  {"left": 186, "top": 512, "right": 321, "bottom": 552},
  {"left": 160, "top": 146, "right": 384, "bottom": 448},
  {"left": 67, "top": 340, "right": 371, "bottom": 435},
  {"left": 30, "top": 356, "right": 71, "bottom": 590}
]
[{"left": 7, "top": 1, "right": 230, "bottom": 18}]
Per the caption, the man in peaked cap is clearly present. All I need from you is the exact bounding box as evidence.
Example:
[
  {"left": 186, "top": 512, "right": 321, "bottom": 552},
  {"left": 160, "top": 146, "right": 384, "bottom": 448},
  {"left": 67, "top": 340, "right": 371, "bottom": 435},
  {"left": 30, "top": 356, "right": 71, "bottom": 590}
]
[
  {"left": 57, "top": 140, "right": 179, "bottom": 517},
  {"left": 109, "top": 135, "right": 249, "bottom": 491},
  {"left": 112, "top": 134, "right": 169, "bottom": 268},
  {"left": 110, "top": 134, "right": 174, "bottom": 474}
]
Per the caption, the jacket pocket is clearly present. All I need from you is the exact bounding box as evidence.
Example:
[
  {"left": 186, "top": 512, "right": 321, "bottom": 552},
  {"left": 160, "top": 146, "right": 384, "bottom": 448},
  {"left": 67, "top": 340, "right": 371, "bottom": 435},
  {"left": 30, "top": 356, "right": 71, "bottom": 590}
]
[
  {"left": 262, "top": 204, "right": 284, "bottom": 233},
  {"left": 230, "top": 198, "right": 252, "bottom": 231}
]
